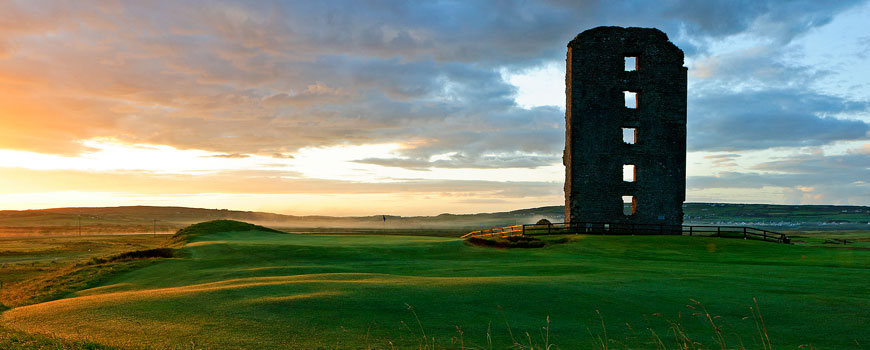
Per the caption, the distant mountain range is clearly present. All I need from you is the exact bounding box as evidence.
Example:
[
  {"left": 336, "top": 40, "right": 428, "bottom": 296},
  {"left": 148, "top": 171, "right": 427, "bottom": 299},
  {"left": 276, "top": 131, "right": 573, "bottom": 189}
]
[{"left": 1, "top": 203, "right": 867, "bottom": 236}]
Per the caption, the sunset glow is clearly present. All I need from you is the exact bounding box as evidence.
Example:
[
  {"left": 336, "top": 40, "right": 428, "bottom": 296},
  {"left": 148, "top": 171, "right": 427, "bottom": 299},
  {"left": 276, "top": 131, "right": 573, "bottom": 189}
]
[{"left": 1, "top": 1, "right": 868, "bottom": 215}]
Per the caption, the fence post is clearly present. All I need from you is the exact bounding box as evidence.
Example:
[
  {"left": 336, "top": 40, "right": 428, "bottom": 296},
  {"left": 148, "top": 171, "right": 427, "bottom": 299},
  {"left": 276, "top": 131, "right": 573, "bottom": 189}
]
[
  {"left": 717, "top": 226, "right": 721, "bottom": 237},
  {"left": 689, "top": 226, "right": 693, "bottom": 236},
  {"left": 522, "top": 225, "right": 525, "bottom": 236},
  {"left": 743, "top": 227, "right": 747, "bottom": 239},
  {"left": 763, "top": 231, "right": 767, "bottom": 241},
  {"left": 548, "top": 224, "right": 551, "bottom": 235}
]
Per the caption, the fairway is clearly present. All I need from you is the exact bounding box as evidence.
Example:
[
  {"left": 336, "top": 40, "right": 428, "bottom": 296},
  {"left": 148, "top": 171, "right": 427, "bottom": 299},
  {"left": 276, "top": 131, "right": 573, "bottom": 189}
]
[{"left": 2, "top": 223, "right": 868, "bottom": 349}]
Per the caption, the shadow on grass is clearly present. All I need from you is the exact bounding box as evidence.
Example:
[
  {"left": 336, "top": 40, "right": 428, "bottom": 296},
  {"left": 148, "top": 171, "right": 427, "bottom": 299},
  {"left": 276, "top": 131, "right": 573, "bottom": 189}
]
[{"left": 465, "top": 235, "right": 576, "bottom": 249}]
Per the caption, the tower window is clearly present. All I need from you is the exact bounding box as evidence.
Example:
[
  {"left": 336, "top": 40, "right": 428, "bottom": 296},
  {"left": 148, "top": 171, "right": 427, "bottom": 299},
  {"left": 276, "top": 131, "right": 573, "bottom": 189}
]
[
  {"left": 622, "top": 127, "right": 636, "bottom": 144},
  {"left": 622, "top": 196, "right": 637, "bottom": 216},
  {"left": 624, "top": 56, "right": 637, "bottom": 71},
  {"left": 623, "top": 164, "right": 636, "bottom": 182},
  {"left": 624, "top": 91, "right": 637, "bottom": 109}
]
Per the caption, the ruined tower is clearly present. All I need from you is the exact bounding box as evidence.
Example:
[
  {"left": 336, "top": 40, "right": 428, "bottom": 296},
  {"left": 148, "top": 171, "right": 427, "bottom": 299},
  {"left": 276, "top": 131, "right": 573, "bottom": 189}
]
[{"left": 564, "top": 26, "right": 686, "bottom": 229}]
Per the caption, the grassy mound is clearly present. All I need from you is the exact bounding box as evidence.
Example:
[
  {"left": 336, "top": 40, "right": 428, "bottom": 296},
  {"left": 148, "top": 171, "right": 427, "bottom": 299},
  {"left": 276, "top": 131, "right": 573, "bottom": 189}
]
[{"left": 165, "top": 220, "right": 284, "bottom": 247}]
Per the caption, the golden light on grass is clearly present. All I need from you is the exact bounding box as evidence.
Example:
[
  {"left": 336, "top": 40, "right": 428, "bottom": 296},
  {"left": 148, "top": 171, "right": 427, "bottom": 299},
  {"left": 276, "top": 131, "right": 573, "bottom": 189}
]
[{"left": 241, "top": 291, "right": 344, "bottom": 305}]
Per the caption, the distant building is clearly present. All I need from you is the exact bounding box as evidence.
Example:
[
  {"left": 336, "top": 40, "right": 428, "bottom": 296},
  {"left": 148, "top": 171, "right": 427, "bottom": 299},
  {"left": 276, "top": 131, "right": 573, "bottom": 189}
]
[{"left": 564, "top": 27, "right": 687, "bottom": 228}]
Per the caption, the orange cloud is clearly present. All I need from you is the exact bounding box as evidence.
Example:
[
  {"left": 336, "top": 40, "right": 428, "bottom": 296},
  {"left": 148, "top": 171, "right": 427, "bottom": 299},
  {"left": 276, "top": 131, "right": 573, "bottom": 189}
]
[{"left": 262, "top": 83, "right": 350, "bottom": 107}]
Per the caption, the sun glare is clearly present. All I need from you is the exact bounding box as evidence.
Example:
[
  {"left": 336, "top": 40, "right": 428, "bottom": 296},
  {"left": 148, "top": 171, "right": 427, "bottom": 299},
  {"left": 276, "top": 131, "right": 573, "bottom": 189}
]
[
  {"left": 0, "top": 138, "right": 563, "bottom": 190},
  {"left": 0, "top": 139, "right": 266, "bottom": 174},
  {"left": 290, "top": 143, "right": 404, "bottom": 182}
]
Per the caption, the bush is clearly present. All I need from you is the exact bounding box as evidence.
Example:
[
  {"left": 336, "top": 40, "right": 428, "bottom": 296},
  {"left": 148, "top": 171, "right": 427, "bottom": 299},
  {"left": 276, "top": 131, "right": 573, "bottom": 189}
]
[
  {"left": 536, "top": 218, "right": 552, "bottom": 225},
  {"left": 466, "top": 236, "right": 546, "bottom": 249},
  {"left": 87, "top": 248, "right": 174, "bottom": 265}
]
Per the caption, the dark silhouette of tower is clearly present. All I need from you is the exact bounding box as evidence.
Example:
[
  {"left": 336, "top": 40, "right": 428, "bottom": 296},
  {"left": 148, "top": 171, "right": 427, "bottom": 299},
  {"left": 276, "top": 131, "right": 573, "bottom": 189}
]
[{"left": 564, "top": 27, "right": 686, "bottom": 229}]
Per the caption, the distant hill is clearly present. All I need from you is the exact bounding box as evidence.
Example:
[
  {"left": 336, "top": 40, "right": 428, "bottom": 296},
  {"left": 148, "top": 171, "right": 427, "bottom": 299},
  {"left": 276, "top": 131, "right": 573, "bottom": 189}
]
[
  {"left": 0, "top": 203, "right": 867, "bottom": 236},
  {"left": 0, "top": 205, "right": 559, "bottom": 236}
]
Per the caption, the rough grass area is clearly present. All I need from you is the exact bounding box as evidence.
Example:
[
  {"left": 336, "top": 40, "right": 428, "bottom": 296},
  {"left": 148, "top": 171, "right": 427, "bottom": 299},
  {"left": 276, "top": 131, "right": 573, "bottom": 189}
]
[
  {"left": 0, "top": 235, "right": 168, "bottom": 310},
  {"left": 165, "top": 219, "right": 284, "bottom": 247},
  {"left": 0, "top": 325, "right": 114, "bottom": 350},
  {"left": 0, "top": 235, "right": 166, "bottom": 288},
  {"left": 0, "top": 221, "right": 268, "bottom": 308},
  {"left": 2, "top": 225, "right": 866, "bottom": 349},
  {"left": 0, "top": 258, "right": 162, "bottom": 308},
  {"left": 86, "top": 248, "right": 174, "bottom": 265}
]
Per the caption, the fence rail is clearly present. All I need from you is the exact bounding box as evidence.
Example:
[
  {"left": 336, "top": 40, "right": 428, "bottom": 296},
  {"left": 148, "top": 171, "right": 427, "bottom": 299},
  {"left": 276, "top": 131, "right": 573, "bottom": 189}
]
[
  {"left": 463, "top": 224, "right": 524, "bottom": 238},
  {"left": 462, "top": 222, "right": 789, "bottom": 243}
]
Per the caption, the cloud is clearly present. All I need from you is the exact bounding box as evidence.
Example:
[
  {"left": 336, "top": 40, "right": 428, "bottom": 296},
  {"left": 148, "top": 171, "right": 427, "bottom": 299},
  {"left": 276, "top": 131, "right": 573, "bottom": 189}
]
[
  {"left": 356, "top": 153, "right": 560, "bottom": 170},
  {"left": 688, "top": 145, "right": 870, "bottom": 204},
  {"left": 0, "top": 167, "right": 561, "bottom": 199},
  {"left": 210, "top": 153, "right": 250, "bottom": 159},
  {"left": 663, "top": 0, "right": 857, "bottom": 44},
  {"left": 261, "top": 83, "right": 349, "bottom": 107},
  {"left": 689, "top": 89, "right": 870, "bottom": 151},
  {"left": 0, "top": 0, "right": 868, "bottom": 210},
  {"left": 689, "top": 45, "right": 826, "bottom": 87},
  {"left": 1, "top": 1, "right": 863, "bottom": 160},
  {"left": 704, "top": 153, "right": 741, "bottom": 167},
  {"left": 848, "top": 144, "right": 870, "bottom": 155},
  {"left": 752, "top": 147, "right": 870, "bottom": 174},
  {"left": 272, "top": 153, "right": 295, "bottom": 159}
]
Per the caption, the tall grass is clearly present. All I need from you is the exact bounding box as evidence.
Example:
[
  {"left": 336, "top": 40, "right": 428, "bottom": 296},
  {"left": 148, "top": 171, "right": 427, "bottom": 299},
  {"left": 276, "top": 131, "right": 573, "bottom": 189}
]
[
  {"left": 388, "top": 299, "right": 848, "bottom": 350},
  {"left": 0, "top": 298, "right": 856, "bottom": 349},
  {"left": 0, "top": 325, "right": 114, "bottom": 350},
  {"left": 0, "top": 248, "right": 174, "bottom": 308}
]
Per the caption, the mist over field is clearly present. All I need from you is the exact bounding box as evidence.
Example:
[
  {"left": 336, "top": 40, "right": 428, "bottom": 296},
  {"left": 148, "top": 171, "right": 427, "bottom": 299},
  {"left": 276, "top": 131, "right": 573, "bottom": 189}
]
[{"left": 2, "top": 203, "right": 868, "bottom": 237}]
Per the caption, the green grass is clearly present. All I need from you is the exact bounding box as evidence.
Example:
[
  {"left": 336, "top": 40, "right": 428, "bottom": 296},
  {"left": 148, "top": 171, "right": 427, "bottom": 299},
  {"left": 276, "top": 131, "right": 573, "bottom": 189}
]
[
  {"left": 1, "top": 221, "right": 868, "bottom": 349},
  {"left": 0, "top": 324, "right": 114, "bottom": 350}
]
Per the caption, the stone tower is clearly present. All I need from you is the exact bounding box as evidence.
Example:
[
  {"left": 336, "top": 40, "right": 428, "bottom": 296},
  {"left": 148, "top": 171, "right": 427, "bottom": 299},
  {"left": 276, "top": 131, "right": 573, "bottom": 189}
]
[{"left": 564, "top": 26, "right": 686, "bottom": 229}]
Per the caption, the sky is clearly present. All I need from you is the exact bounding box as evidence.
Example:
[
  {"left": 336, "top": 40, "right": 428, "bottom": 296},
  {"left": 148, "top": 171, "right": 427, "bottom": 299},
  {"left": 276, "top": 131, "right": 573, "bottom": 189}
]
[{"left": 0, "top": 0, "right": 868, "bottom": 216}]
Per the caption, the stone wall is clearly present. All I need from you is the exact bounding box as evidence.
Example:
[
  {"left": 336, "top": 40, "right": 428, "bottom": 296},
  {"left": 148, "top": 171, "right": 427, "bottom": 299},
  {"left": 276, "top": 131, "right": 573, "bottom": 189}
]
[{"left": 564, "top": 26, "right": 687, "bottom": 227}]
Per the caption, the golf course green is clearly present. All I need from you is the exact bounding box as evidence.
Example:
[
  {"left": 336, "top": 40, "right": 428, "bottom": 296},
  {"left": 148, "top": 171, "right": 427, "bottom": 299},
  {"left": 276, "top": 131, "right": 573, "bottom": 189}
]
[{"left": 2, "top": 221, "right": 868, "bottom": 349}]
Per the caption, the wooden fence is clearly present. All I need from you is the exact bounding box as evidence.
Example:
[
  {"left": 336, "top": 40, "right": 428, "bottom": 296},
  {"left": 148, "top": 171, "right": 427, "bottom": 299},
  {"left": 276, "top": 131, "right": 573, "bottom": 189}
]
[{"left": 462, "top": 222, "right": 789, "bottom": 243}]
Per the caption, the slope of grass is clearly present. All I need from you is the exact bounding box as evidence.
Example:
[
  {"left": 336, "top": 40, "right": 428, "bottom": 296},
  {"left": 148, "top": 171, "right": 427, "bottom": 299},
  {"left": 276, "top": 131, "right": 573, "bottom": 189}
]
[
  {"left": 0, "top": 252, "right": 170, "bottom": 308},
  {"left": 0, "top": 325, "right": 114, "bottom": 350},
  {"left": 1, "top": 221, "right": 263, "bottom": 308},
  {"left": 164, "top": 219, "right": 284, "bottom": 247},
  {"left": 0, "top": 235, "right": 165, "bottom": 285},
  {"left": 2, "top": 223, "right": 868, "bottom": 349}
]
